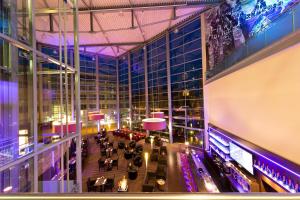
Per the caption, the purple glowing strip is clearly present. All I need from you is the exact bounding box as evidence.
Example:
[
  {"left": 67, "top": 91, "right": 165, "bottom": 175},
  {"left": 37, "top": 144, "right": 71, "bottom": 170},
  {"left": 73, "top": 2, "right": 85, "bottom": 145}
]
[{"left": 209, "top": 127, "right": 300, "bottom": 178}]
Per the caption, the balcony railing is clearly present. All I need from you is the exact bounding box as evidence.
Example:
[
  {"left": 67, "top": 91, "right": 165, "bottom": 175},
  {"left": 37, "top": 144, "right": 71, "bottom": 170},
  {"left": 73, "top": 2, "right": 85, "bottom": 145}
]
[
  {"left": 206, "top": 3, "right": 300, "bottom": 79},
  {"left": 0, "top": 193, "right": 300, "bottom": 200}
]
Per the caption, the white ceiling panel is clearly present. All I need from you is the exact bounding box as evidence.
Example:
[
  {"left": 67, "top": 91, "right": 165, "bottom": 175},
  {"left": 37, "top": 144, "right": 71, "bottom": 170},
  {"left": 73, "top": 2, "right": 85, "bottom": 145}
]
[
  {"left": 94, "top": 11, "right": 134, "bottom": 31},
  {"left": 107, "top": 29, "right": 144, "bottom": 43},
  {"left": 35, "top": 0, "right": 212, "bottom": 56}
]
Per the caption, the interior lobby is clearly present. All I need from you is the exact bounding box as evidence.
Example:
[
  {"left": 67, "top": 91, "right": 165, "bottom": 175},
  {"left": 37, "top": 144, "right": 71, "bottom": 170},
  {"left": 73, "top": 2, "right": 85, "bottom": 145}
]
[{"left": 0, "top": 0, "right": 300, "bottom": 198}]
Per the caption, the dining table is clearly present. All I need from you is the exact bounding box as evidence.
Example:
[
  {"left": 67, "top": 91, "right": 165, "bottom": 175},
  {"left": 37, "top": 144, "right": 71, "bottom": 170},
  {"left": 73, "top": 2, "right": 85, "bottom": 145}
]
[{"left": 94, "top": 176, "right": 107, "bottom": 192}]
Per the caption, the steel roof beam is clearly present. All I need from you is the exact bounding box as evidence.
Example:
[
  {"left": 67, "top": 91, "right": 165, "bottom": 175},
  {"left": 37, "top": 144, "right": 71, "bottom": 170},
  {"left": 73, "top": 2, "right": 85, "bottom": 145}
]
[
  {"left": 69, "top": 42, "right": 144, "bottom": 47},
  {"left": 31, "top": 0, "right": 221, "bottom": 15}
]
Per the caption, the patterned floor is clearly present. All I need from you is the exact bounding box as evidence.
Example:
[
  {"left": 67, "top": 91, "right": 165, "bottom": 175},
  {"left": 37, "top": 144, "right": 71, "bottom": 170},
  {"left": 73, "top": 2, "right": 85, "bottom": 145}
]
[{"left": 82, "top": 133, "right": 187, "bottom": 192}]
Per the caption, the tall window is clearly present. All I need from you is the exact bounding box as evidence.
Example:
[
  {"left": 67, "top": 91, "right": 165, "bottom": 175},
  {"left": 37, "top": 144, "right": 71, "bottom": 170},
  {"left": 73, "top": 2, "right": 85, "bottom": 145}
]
[
  {"left": 147, "top": 36, "right": 169, "bottom": 138},
  {"left": 118, "top": 55, "right": 129, "bottom": 129},
  {"left": 169, "top": 19, "right": 204, "bottom": 146},
  {"left": 98, "top": 55, "right": 117, "bottom": 129},
  {"left": 130, "top": 48, "right": 145, "bottom": 130}
]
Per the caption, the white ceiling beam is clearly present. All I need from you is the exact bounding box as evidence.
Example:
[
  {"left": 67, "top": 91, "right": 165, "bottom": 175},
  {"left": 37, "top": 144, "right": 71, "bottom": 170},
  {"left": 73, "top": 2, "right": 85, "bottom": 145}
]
[{"left": 128, "top": 0, "right": 146, "bottom": 41}]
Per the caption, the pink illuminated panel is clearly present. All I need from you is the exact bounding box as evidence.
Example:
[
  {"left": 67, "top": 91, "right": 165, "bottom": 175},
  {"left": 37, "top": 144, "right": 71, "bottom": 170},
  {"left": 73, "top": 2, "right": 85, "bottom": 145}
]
[{"left": 143, "top": 118, "right": 166, "bottom": 131}]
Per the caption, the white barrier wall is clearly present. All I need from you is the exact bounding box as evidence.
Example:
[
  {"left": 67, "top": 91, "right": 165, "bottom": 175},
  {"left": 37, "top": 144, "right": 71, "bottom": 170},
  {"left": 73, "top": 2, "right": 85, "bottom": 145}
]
[{"left": 205, "top": 42, "right": 300, "bottom": 165}]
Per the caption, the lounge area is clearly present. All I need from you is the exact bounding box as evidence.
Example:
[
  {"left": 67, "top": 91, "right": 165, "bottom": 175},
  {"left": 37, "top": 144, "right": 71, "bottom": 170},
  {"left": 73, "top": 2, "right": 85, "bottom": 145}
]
[{"left": 82, "top": 129, "right": 185, "bottom": 193}]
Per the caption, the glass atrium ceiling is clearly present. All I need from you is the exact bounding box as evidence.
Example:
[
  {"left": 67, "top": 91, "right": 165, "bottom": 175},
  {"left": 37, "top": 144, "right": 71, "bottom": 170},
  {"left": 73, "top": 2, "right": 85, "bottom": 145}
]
[{"left": 32, "top": 0, "right": 219, "bottom": 56}]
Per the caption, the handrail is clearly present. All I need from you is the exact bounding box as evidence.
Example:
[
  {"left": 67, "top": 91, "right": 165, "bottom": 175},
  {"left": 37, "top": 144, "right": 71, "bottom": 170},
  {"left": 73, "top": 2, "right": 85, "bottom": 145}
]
[{"left": 0, "top": 193, "right": 300, "bottom": 200}]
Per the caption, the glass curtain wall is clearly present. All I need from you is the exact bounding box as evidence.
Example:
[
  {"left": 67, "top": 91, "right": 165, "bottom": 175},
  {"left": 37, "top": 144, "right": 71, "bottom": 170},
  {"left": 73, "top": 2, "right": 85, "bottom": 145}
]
[
  {"left": 79, "top": 53, "right": 96, "bottom": 133},
  {"left": 118, "top": 55, "right": 129, "bottom": 129},
  {"left": 169, "top": 18, "right": 204, "bottom": 146},
  {"left": 40, "top": 48, "right": 119, "bottom": 133},
  {"left": 1, "top": 0, "right": 81, "bottom": 193},
  {"left": 147, "top": 36, "right": 169, "bottom": 139},
  {"left": 130, "top": 48, "right": 145, "bottom": 131},
  {"left": 0, "top": 0, "right": 34, "bottom": 193},
  {"left": 119, "top": 17, "right": 204, "bottom": 147},
  {"left": 39, "top": 45, "right": 73, "bottom": 123},
  {"left": 98, "top": 55, "right": 117, "bottom": 130}
]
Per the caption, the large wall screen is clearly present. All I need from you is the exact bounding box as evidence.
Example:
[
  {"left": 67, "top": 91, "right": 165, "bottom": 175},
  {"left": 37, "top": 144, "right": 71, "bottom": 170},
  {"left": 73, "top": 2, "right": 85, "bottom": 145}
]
[
  {"left": 230, "top": 142, "right": 254, "bottom": 174},
  {"left": 205, "top": 0, "right": 300, "bottom": 69}
]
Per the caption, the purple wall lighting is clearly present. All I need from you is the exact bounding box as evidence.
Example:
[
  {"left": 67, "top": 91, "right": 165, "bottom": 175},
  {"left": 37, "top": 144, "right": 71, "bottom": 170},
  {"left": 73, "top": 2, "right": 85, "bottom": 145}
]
[
  {"left": 208, "top": 125, "right": 300, "bottom": 193},
  {"left": 179, "top": 153, "right": 198, "bottom": 192}
]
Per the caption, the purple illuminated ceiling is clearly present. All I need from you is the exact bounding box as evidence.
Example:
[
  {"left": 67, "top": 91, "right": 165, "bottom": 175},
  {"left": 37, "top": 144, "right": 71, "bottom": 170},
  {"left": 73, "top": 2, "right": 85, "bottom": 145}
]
[{"left": 34, "top": 0, "right": 211, "bottom": 56}]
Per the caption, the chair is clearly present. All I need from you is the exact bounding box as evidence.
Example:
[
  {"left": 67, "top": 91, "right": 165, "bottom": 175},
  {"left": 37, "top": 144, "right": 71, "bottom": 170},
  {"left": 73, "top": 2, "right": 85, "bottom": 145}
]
[
  {"left": 112, "top": 157, "right": 119, "bottom": 169},
  {"left": 100, "top": 149, "right": 107, "bottom": 157},
  {"left": 158, "top": 155, "right": 167, "bottom": 166},
  {"left": 160, "top": 146, "right": 167, "bottom": 155},
  {"left": 87, "top": 178, "right": 97, "bottom": 192},
  {"left": 142, "top": 184, "right": 154, "bottom": 192},
  {"left": 145, "top": 137, "right": 151, "bottom": 144},
  {"left": 98, "top": 158, "right": 105, "bottom": 171},
  {"left": 128, "top": 169, "right": 138, "bottom": 180},
  {"left": 156, "top": 165, "right": 167, "bottom": 180},
  {"left": 150, "top": 149, "right": 159, "bottom": 162},
  {"left": 118, "top": 141, "right": 125, "bottom": 149},
  {"left": 124, "top": 150, "right": 132, "bottom": 160},
  {"left": 129, "top": 140, "right": 136, "bottom": 149},
  {"left": 152, "top": 148, "right": 159, "bottom": 154},
  {"left": 108, "top": 142, "right": 114, "bottom": 147},
  {"left": 133, "top": 156, "right": 143, "bottom": 167},
  {"left": 146, "top": 171, "right": 156, "bottom": 184},
  {"left": 150, "top": 153, "right": 159, "bottom": 162},
  {"left": 104, "top": 177, "right": 115, "bottom": 192},
  {"left": 113, "top": 147, "right": 118, "bottom": 155},
  {"left": 135, "top": 144, "right": 143, "bottom": 153}
]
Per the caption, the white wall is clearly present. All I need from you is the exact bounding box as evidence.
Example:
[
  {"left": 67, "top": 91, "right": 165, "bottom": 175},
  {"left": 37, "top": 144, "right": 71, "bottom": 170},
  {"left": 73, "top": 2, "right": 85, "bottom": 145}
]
[{"left": 205, "top": 42, "right": 300, "bottom": 165}]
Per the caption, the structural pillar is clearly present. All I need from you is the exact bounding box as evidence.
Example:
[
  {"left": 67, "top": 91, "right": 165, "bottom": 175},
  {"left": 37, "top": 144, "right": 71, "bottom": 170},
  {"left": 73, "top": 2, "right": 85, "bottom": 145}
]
[
  {"left": 166, "top": 33, "right": 173, "bottom": 143},
  {"left": 116, "top": 59, "right": 120, "bottom": 129},
  {"left": 73, "top": 0, "right": 82, "bottom": 193},
  {"left": 29, "top": 0, "right": 39, "bottom": 193},
  {"left": 128, "top": 54, "right": 132, "bottom": 130}
]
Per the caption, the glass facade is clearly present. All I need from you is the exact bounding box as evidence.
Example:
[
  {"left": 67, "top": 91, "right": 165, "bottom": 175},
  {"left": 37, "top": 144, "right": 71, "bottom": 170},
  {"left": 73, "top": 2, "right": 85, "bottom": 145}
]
[
  {"left": 130, "top": 48, "right": 145, "bottom": 131},
  {"left": 147, "top": 36, "right": 169, "bottom": 138},
  {"left": 169, "top": 19, "right": 204, "bottom": 146},
  {"left": 98, "top": 55, "right": 117, "bottom": 130},
  {"left": 0, "top": 1, "right": 81, "bottom": 194},
  {"left": 117, "top": 18, "right": 204, "bottom": 146},
  {"left": 80, "top": 53, "right": 97, "bottom": 130},
  {"left": 118, "top": 55, "right": 129, "bottom": 129}
]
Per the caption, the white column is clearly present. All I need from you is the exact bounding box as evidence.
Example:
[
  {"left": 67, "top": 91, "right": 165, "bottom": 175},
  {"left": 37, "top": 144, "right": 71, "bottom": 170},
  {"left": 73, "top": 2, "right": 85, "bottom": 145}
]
[
  {"left": 73, "top": 0, "right": 82, "bottom": 192},
  {"left": 128, "top": 54, "right": 132, "bottom": 130},
  {"left": 116, "top": 59, "right": 120, "bottom": 129},
  {"left": 166, "top": 34, "right": 173, "bottom": 143},
  {"left": 28, "top": 0, "right": 39, "bottom": 193},
  {"left": 144, "top": 46, "right": 149, "bottom": 119}
]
